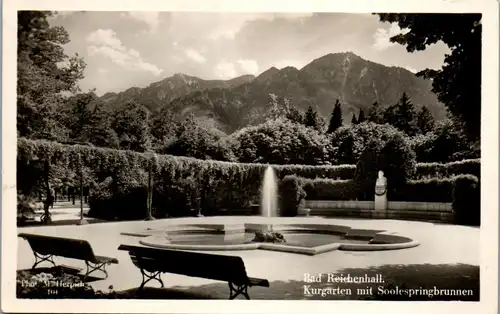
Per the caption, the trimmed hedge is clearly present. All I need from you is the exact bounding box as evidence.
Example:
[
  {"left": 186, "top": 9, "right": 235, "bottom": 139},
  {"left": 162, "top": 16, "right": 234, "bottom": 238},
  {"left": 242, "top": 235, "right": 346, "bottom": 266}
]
[
  {"left": 390, "top": 178, "right": 454, "bottom": 202},
  {"left": 292, "top": 175, "right": 479, "bottom": 209},
  {"left": 17, "top": 138, "right": 355, "bottom": 219},
  {"left": 453, "top": 174, "right": 480, "bottom": 226},
  {"left": 17, "top": 138, "right": 481, "bottom": 222},
  {"left": 302, "top": 178, "right": 358, "bottom": 201},
  {"left": 415, "top": 159, "right": 480, "bottom": 180},
  {"left": 278, "top": 175, "right": 306, "bottom": 217}
]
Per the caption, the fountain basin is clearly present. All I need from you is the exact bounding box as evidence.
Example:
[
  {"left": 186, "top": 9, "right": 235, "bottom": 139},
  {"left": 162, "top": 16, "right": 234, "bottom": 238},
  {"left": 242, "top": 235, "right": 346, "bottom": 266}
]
[{"left": 129, "top": 223, "right": 419, "bottom": 255}]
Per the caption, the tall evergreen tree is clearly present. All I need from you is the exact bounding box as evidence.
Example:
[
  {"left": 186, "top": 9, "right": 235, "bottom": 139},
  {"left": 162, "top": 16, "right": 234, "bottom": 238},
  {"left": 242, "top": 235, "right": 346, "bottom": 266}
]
[
  {"left": 358, "top": 109, "right": 366, "bottom": 123},
  {"left": 383, "top": 104, "right": 398, "bottom": 125},
  {"left": 393, "top": 92, "right": 419, "bottom": 136},
  {"left": 327, "top": 100, "right": 343, "bottom": 133},
  {"left": 351, "top": 113, "right": 358, "bottom": 125},
  {"left": 416, "top": 106, "right": 435, "bottom": 134},
  {"left": 367, "top": 101, "right": 384, "bottom": 124},
  {"left": 304, "top": 105, "right": 325, "bottom": 132}
]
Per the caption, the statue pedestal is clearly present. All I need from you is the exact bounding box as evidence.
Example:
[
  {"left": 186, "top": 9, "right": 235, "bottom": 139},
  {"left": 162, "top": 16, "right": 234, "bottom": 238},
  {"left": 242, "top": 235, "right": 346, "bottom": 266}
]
[
  {"left": 374, "top": 192, "right": 387, "bottom": 211},
  {"left": 374, "top": 171, "right": 388, "bottom": 212}
]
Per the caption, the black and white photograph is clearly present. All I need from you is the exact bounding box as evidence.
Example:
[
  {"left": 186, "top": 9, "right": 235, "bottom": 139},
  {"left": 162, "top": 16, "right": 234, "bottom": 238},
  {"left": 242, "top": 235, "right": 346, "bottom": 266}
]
[{"left": 2, "top": 0, "right": 498, "bottom": 313}]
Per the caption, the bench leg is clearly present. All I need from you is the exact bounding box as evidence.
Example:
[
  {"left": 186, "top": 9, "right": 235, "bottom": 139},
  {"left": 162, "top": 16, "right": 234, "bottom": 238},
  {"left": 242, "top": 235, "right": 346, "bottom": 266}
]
[
  {"left": 228, "top": 282, "right": 250, "bottom": 300},
  {"left": 138, "top": 268, "right": 164, "bottom": 290},
  {"left": 32, "top": 252, "right": 56, "bottom": 269},
  {"left": 83, "top": 261, "right": 109, "bottom": 282}
]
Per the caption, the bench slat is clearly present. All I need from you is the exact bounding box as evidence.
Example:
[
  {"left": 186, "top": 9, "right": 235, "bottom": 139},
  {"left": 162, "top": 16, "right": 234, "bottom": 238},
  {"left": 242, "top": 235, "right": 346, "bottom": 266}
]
[
  {"left": 94, "top": 255, "right": 119, "bottom": 264},
  {"left": 248, "top": 277, "right": 270, "bottom": 287},
  {"left": 19, "top": 233, "right": 118, "bottom": 265},
  {"left": 119, "top": 245, "right": 255, "bottom": 286}
]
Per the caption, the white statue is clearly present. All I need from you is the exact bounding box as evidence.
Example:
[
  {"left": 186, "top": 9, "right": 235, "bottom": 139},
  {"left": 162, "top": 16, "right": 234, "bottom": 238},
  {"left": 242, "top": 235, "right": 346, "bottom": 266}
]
[
  {"left": 376, "top": 171, "right": 387, "bottom": 188},
  {"left": 374, "top": 170, "right": 387, "bottom": 211}
]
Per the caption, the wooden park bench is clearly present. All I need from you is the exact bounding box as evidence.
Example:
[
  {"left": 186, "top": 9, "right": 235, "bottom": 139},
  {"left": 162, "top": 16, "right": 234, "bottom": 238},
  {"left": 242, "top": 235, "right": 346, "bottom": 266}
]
[
  {"left": 118, "top": 244, "right": 270, "bottom": 299},
  {"left": 18, "top": 233, "right": 119, "bottom": 281}
]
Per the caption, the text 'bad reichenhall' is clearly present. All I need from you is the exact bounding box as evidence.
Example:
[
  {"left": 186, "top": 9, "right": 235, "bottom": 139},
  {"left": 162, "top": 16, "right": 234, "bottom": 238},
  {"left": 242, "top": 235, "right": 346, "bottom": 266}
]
[{"left": 304, "top": 273, "right": 385, "bottom": 284}]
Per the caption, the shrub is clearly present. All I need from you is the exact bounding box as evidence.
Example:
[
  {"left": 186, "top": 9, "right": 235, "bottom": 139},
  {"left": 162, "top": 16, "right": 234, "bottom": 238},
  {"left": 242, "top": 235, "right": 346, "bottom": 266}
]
[
  {"left": 302, "top": 178, "right": 358, "bottom": 200},
  {"left": 354, "top": 133, "right": 416, "bottom": 200},
  {"left": 453, "top": 174, "right": 480, "bottom": 226},
  {"left": 415, "top": 159, "right": 480, "bottom": 180},
  {"left": 163, "top": 120, "right": 237, "bottom": 162},
  {"left": 377, "top": 133, "right": 417, "bottom": 195},
  {"left": 18, "top": 137, "right": 479, "bottom": 221},
  {"left": 88, "top": 167, "right": 148, "bottom": 220},
  {"left": 409, "top": 132, "right": 436, "bottom": 162},
  {"left": 274, "top": 164, "right": 356, "bottom": 180},
  {"left": 230, "top": 119, "right": 333, "bottom": 165},
  {"left": 18, "top": 138, "right": 359, "bottom": 220},
  {"left": 279, "top": 175, "right": 306, "bottom": 217},
  {"left": 411, "top": 119, "right": 479, "bottom": 163},
  {"left": 354, "top": 139, "right": 385, "bottom": 200},
  {"left": 330, "top": 122, "right": 405, "bottom": 164},
  {"left": 391, "top": 178, "right": 454, "bottom": 202}
]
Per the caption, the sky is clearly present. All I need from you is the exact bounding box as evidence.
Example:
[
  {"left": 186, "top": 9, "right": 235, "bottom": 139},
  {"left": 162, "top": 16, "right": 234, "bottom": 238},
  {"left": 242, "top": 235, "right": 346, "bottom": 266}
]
[{"left": 49, "top": 12, "right": 450, "bottom": 96}]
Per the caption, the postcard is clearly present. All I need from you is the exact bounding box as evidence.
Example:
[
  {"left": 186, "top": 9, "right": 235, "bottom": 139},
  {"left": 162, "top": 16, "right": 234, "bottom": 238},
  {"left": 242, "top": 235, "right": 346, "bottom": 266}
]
[{"left": 2, "top": 0, "right": 498, "bottom": 313}]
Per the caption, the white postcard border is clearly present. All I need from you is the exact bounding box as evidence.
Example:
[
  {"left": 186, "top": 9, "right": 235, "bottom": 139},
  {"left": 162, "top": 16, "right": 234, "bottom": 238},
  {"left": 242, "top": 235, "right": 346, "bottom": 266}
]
[{"left": 2, "top": 0, "right": 498, "bottom": 313}]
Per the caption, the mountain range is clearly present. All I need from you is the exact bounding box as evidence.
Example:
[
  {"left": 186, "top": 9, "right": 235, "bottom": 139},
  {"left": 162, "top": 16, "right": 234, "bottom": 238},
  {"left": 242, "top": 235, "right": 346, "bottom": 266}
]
[{"left": 100, "top": 52, "right": 446, "bottom": 134}]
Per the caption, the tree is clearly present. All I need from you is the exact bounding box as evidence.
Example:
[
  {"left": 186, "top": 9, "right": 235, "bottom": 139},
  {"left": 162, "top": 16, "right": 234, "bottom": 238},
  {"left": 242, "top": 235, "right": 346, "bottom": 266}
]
[
  {"left": 261, "top": 94, "right": 304, "bottom": 126},
  {"left": 383, "top": 104, "right": 398, "bottom": 126},
  {"left": 377, "top": 133, "right": 417, "bottom": 194},
  {"left": 357, "top": 109, "right": 366, "bottom": 123},
  {"left": 331, "top": 122, "right": 405, "bottom": 164},
  {"left": 327, "top": 100, "right": 343, "bottom": 133},
  {"left": 231, "top": 119, "right": 333, "bottom": 165},
  {"left": 416, "top": 106, "right": 435, "bottom": 134},
  {"left": 393, "top": 93, "right": 419, "bottom": 136},
  {"left": 384, "top": 93, "right": 419, "bottom": 136},
  {"left": 150, "top": 106, "right": 179, "bottom": 151},
  {"left": 63, "top": 91, "right": 118, "bottom": 148},
  {"left": 354, "top": 139, "right": 384, "bottom": 200},
  {"left": 165, "top": 116, "right": 236, "bottom": 161},
  {"left": 286, "top": 106, "right": 305, "bottom": 125},
  {"left": 428, "top": 119, "right": 471, "bottom": 162},
  {"left": 351, "top": 113, "right": 358, "bottom": 125},
  {"left": 17, "top": 11, "right": 86, "bottom": 141},
  {"left": 377, "top": 13, "right": 481, "bottom": 140},
  {"left": 266, "top": 93, "right": 290, "bottom": 120},
  {"left": 354, "top": 133, "right": 416, "bottom": 200},
  {"left": 304, "top": 105, "right": 325, "bottom": 132},
  {"left": 367, "top": 101, "right": 384, "bottom": 124},
  {"left": 111, "top": 101, "right": 152, "bottom": 152}
]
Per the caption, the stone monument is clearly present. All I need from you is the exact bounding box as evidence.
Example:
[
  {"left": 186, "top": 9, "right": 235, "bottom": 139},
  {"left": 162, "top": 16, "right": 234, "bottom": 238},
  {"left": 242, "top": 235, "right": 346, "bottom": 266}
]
[{"left": 374, "top": 170, "right": 387, "bottom": 211}]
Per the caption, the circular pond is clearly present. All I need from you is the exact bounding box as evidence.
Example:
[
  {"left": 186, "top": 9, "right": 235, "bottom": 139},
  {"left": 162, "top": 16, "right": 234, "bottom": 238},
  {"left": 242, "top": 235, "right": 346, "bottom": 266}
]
[
  {"left": 163, "top": 231, "right": 369, "bottom": 247},
  {"left": 130, "top": 223, "right": 420, "bottom": 255}
]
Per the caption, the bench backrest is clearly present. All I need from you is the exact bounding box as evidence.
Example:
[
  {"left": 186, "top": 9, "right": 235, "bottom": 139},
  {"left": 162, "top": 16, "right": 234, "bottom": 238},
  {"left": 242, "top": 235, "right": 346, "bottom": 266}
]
[
  {"left": 118, "top": 245, "right": 249, "bottom": 286},
  {"left": 19, "top": 233, "right": 98, "bottom": 262}
]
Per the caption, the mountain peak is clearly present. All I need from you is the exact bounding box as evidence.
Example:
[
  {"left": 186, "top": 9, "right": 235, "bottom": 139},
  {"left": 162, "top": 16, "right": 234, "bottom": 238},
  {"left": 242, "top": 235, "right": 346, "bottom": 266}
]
[
  {"left": 255, "top": 67, "right": 280, "bottom": 81},
  {"left": 280, "top": 66, "right": 299, "bottom": 72}
]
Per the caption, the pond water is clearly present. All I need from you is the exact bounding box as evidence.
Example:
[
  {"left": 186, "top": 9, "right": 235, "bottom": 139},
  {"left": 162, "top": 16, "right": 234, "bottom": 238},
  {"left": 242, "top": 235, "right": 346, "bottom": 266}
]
[{"left": 167, "top": 232, "right": 369, "bottom": 248}]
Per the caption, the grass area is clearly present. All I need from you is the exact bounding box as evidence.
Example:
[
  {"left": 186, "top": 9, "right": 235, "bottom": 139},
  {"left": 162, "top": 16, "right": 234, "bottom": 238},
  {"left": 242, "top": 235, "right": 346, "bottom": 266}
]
[{"left": 17, "top": 263, "right": 479, "bottom": 301}]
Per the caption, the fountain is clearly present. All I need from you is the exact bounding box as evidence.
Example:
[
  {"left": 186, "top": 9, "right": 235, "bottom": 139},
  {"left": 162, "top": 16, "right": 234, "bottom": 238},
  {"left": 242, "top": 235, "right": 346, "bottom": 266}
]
[
  {"left": 253, "top": 166, "right": 285, "bottom": 243},
  {"left": 130, "top": 167, "right": 419, "bottom": 254},
  {"left": 261, "top": 166, "right": 278, "bottom": 219}
]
